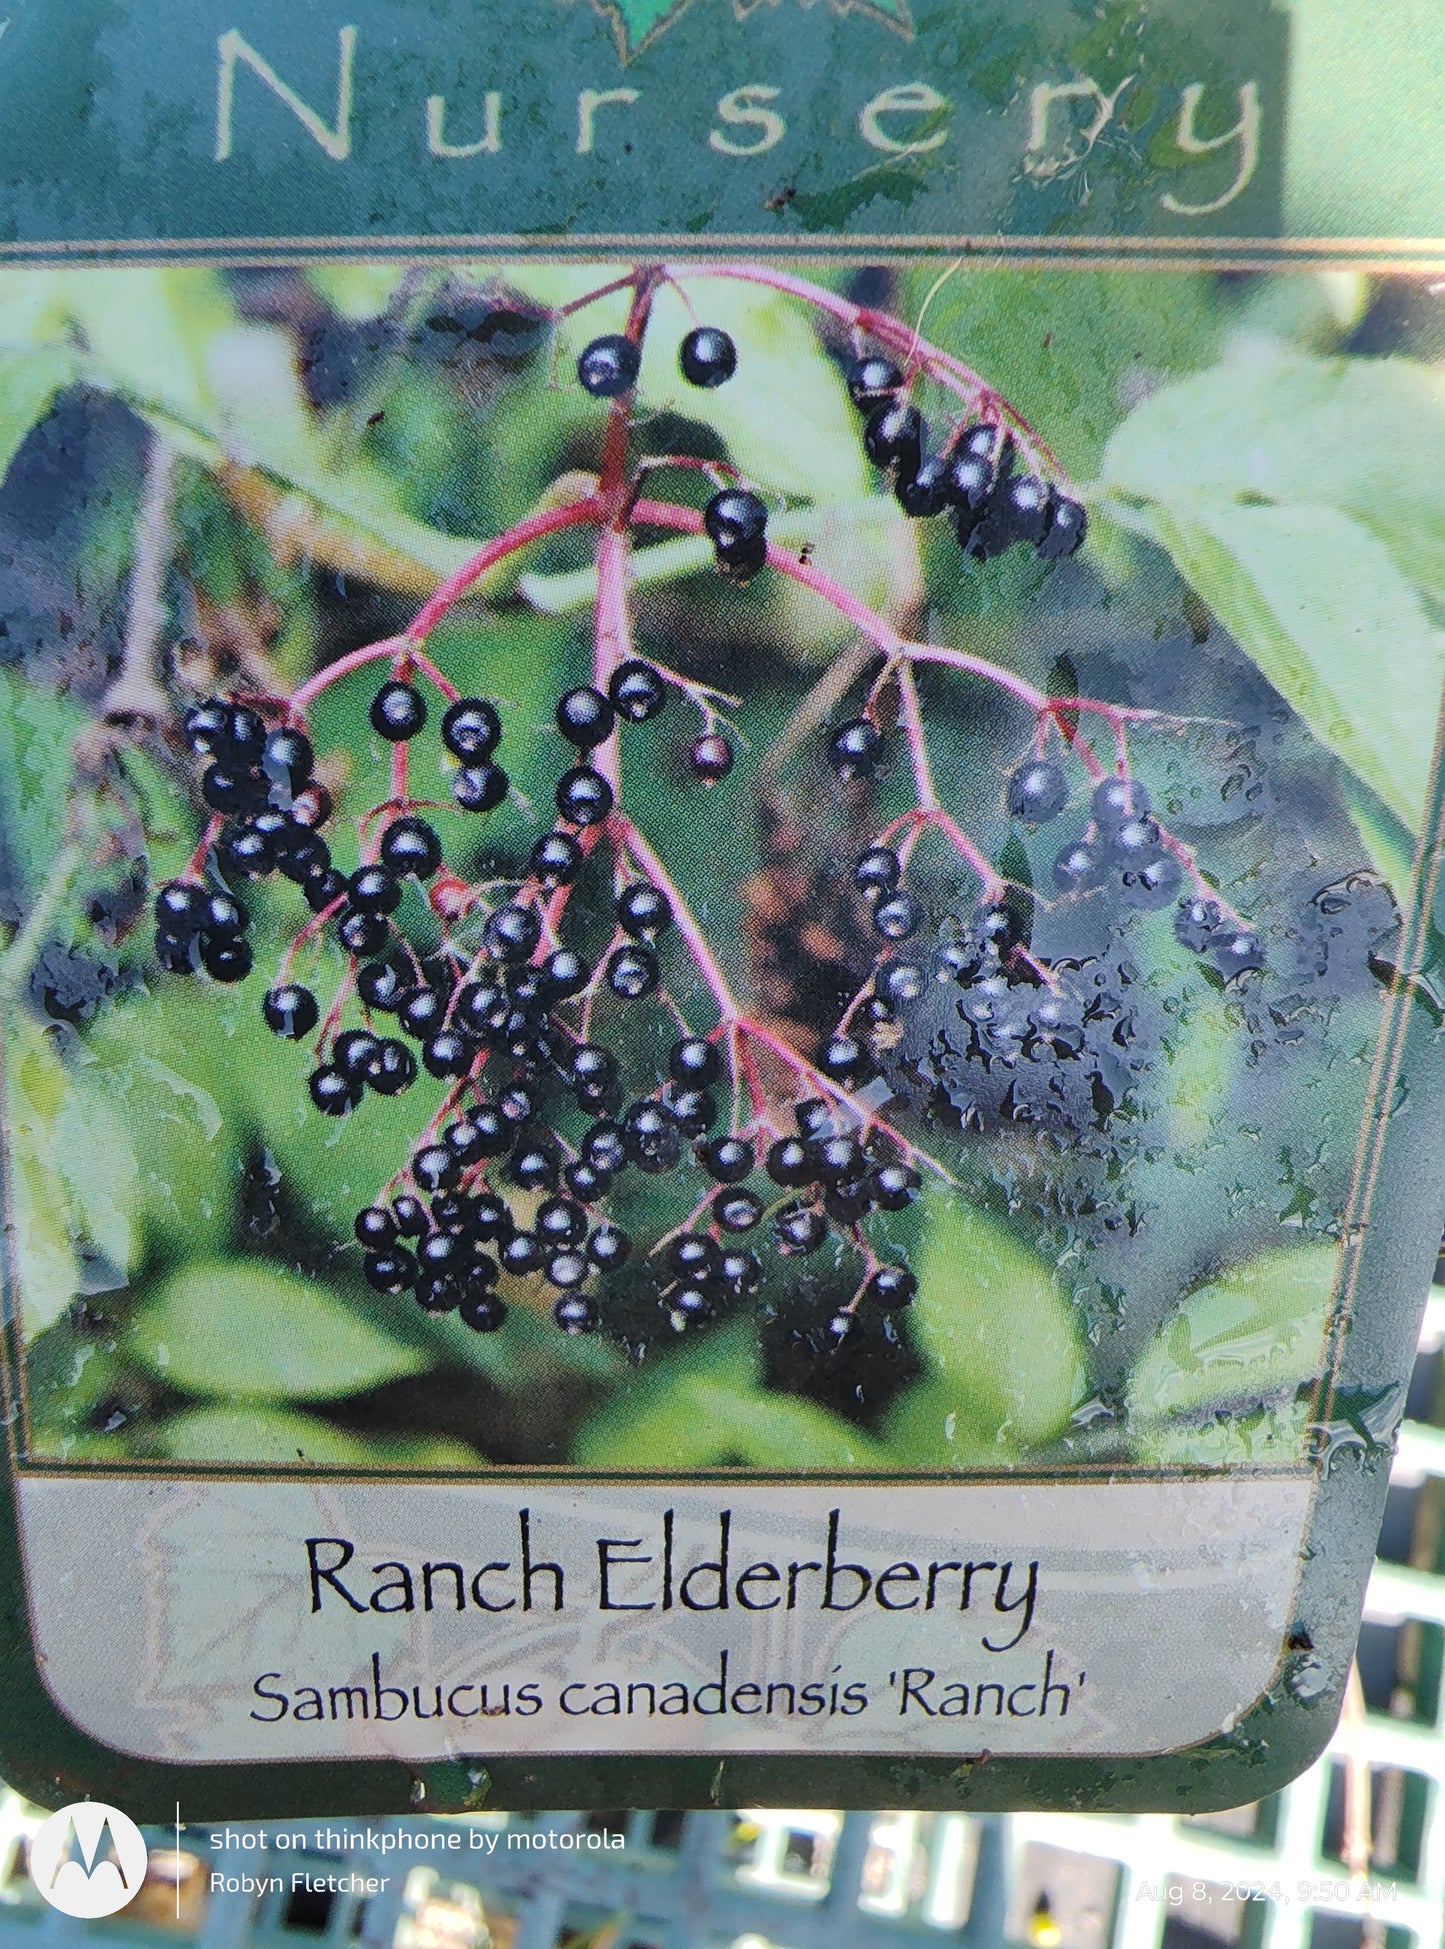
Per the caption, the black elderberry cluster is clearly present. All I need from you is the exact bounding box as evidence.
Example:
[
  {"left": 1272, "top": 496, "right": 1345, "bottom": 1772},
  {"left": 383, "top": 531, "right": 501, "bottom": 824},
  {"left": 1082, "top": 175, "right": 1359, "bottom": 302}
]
[{"left": 845, "top": 355, "right": 1087, "bottom": 563}]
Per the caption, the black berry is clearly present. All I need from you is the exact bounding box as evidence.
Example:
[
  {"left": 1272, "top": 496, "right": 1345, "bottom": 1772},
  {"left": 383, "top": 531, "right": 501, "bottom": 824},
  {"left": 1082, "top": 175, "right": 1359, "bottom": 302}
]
[
  {"left": 530, "top": 830, "right": 583, "bottom": 886},
  {"left": 679, "top": 326, "right": 737, "bottom": 388},
  {"left": 1007, "top": 760, "right": 1069, "bottom": 824},
  {"left": 616, "top": 882, "right": 672, "bottom": 940},
  {"left": 846, "top": 355, "right": 903, "bottom": 407},
  {"left": 452, "top": 762, "right": 509, "bottom": 813},
  {"left": 441, "top": 698, "right": 502, "bottom": 761},
  {"left": 370, "top": 680, "right": 427, "bottom": 741},
  {"left": 608, "top": 660, "right": 669, "bottom": 723},
  {"left": 577, "top": 334, "right": 641, "bottom": 397},
  {"left": 606, "top": 944, "right": 658, "bottom": 999},
  {"left": 669, "top": 1036, "right": 720, "bottom": 1086},
  {"left": 556, "top": 686, "right": 615, "bottom": 750},
  {"left": 863, "top": 401, "right": 923, "bottom": 475},
  {"left": 690, "top": 733, "right": 733, "bottom": 783},
  {"left": 556, "top": 766, "right": 614, "bottom": 827},
  {"left": 379, "top": 816, "right": 443, "bottom": 879},
  {"left": 829, "top": 719, "right": 885, "bottom": 781}
]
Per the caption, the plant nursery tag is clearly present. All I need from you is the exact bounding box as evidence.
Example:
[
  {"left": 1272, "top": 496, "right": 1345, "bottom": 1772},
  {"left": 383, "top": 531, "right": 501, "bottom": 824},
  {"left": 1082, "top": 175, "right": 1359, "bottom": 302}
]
[{"left": 0, "top": 0, "right": 1442, "bottom": 1817}]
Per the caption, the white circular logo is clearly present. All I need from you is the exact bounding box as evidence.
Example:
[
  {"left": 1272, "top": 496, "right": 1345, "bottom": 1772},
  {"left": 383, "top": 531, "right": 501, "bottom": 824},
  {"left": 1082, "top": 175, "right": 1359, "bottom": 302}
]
[{"left": 29, "top": 1802, "right": 148, "bottom": 1918}]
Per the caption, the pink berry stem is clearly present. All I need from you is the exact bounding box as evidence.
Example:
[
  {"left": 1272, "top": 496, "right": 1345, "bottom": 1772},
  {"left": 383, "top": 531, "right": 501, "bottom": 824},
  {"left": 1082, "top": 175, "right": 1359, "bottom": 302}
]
[{"left": 406, "top": 498, "right": 602, "bottom": 646}]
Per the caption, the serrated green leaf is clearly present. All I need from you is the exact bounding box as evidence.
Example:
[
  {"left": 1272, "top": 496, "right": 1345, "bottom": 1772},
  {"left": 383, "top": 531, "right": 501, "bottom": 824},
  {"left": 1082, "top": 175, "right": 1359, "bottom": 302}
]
[
  {"left": 127, "top": 1259, "right": 426, "bottom": 1401},
  {"left": 1128, "top": 1242, "right": 1340, "bottom": 1439},
  {"left": 883, "top": 1194, "right": 1086, "bottom": 1462}
]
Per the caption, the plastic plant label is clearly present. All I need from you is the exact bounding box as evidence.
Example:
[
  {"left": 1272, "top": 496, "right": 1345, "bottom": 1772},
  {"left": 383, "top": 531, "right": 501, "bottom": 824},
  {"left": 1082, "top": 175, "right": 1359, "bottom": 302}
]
[{"left": 0, "top": 0, "right": 1441, "bottom": 1818}]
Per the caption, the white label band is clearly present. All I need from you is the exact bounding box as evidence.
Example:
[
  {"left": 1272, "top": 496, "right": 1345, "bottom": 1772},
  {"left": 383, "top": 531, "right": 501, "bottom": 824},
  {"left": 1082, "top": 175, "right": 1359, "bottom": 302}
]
[{"left": 16, "top": 1475, "right": 1312, "bottom": 1763}]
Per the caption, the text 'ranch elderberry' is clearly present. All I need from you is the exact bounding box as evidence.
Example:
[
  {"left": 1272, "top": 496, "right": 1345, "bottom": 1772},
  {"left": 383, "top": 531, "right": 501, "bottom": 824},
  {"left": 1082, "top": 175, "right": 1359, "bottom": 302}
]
[{"left": 0, "top": 0, "right": 1440, "bottom": 1819}]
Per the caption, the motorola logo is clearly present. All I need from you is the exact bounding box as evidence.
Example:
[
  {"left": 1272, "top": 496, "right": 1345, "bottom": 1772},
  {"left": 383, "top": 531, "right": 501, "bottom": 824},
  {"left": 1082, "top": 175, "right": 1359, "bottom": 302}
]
[{"left": 29, "top": 1802, "right": 148, "bottom": 1918}]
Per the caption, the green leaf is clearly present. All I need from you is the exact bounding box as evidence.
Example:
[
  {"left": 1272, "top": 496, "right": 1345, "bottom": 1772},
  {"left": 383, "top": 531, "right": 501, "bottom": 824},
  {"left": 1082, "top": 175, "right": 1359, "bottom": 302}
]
[
  {"left": 1118, "top": 497, "right": 1445, "bottom": 832},
  {"left": 1105, "top": 354, "right": 1445, "bottom": 605},
  {"left": 1128, "top": 1242, "right": 1339, "bottom": 1449},
  {"left": 156, "top": 1406, "right": 484, "bottom": 1470},
  {"left": 127, "top": 1259, "right": 427, "bottom": 1401},
  {"left": 575, "top": 1370, "right": 892, "bottom": 1471},
  {"left": 1135, "top": 1399, "right": 1312, "bottom": 1469},
  {"left": 0, "top": 666, "right": 85, "bottom": 902},
  {"left": 4, "top": 1019, "right": 85, "bottom": 1336},
  {"left": 884, "top": 1195, "right": 1087, "bottom": 1463}
]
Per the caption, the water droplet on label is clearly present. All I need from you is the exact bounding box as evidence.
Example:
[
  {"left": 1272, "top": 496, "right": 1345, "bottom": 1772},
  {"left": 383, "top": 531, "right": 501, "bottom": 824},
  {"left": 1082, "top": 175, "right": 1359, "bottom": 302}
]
[{"left": 1286, "top": 1654, "right": 1332, "bottom": 1705}]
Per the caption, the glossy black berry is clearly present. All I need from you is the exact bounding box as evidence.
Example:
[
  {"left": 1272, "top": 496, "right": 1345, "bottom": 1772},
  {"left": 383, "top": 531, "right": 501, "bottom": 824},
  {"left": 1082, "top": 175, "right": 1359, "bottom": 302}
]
[
  {"left": 310, "top": 1065, "right": 360, "bottom": 1116},
  {"left": 566, "top": 1159, "right": 612, "bottom": 1203},
  {"left": 500, "top": 1232, "right": 541, "bottom": 1277},
  {"left": 974, "top": 899, "right": 1028, "bottom": 958},
  {"left": 670, "top": 1234, "right": 717, "bottom": 1281},
  {"left": 472, "top": 1192, "right": 513, "bottom": 1240},
  {"left": 877, "top": 959, "right": 926, "bottom": 1008},
  {"left": 1210, "top": 927, "right": 1265, "bottom": 977},
  {"left": 714, "top": 1188, "right": 763, "bottom": 1233},
  {"left": 537, "top": 1197, "right": 586, "bottom": 1247},
  {"left": 357, "top": 960, "right": 404, "bottom": 1012},
  {"left": 441, "top": 698, "right": 502, "bottom": 761},
  {"left": 616, "top": 882, "right": 672, "bottom": 940},
  {"left": 415, "top": 1275, "right": 458, "bottom": 1315},
  {"left": 846, "top": 355, "right": 903, "bottom": 408},
  {"left": 418, "top": 1229, "right": 463, "bottom": 1278},
  {"left": 483, "top": 902, "right": 541, "bottom": 964},
  {"left": 717, "top": 1249, "right": 762, "bottom": 1297},
  {"left": 397, "top": 985, "right": 445, "bottom": 1039},
  {"left": 290, "top": 782, "right": 333, "bottom": 831},
  {"left": 874, "top": 890, "right": 923, "bottom": 941},
  {"left": 460, "top": 1291, "right": 507, "bottom": 1333},
  {"left": 364, "top": 1249, "right": 417, "bottom": 1295},
  {"left": 853, "top": 847, "right": 901, "bottom": 900},
  {"left": 577, "top": 333, "right": 640, "bottom": 398},
  {"left": 540, "top": 948, "right": 590, "bottom": 1000},
  {"left": 608, "top": 660, "right": 669, "bottom": 723},
  {"left": 1007, "top": 759, "right": 1069, "bottom": 824},
  {"left": 1039, "top": 494, "right": 1088, "bottom": 559},
  {"left": 413, "top": 1145, "right": 460, "bottom": 1193},
  {"left": 556, "top": 765, "right": 614, "bottom": 827},
  {"left": 668, "top": 1285, "right": 714, "bottom": 1327},
  {"left": 154, "top": 881, "right": 208, "bottom": 934},
  {"left": 275, "top": 827, "right": 331, "bottom": 885},
  {"left": 1053, "top": 841, "right": 1105, "bottom": 894},
  {"left": 262, "top": 727, "right": 313, "bottom": 796},
  {"left": 863, "top": 401, "right": 923, "bottom": 475},
  {"left": 379, "top": 816, "right": 443, "bottom": 880},
  {"left": 864, "top": 1264, "right": 917, "bottom": 1309},
  {"left": 348, "top": 866, "right": 402, "bottom": 916},
  {"left": 391, "top": 1194, "right": 428, "bottom": 1238},
  {"left": 556, "top": 686, "right": 615, "bottom": 750},
  {"left": 871, "top": 1164, "right": 920, "bottom": 1212},
  {"left": 201, "top": 764, "right": 266, "bottom": 816},
  {"left": 701, "top": 1135, "right": 754, "bottom": 1184},
  {"left": 452, "top": 762, "right": 509, "bottom": 813},
  {"left": 766, "top": 1136, "right": 812, "bottom": 1188},
  {"left": 422, "top": 1028, "right": 477, "bottom": 1079},
  {"left": 370, "top": 680, "right": 426, "bottom": 741},
  {"left": 679, "top": 326, "right": 737, "bottom": 388},
  {"left": 773, "top": 1204, "right": 827, "bottom": 1257},
  {"left": 511, "top": 1142, "right": 559, "bottom": 1193},
  {"left": 821, "top": 1033, "right": 875, "bottom": 1087},
  {"left": 546, "top": 1250, "right": 590, "bottom": 1292},
  {"left": 366, "top": 1036, "right": 417, "bottom": 1099},
  {"left": 184, "top": 700, "right": 232, "bottom": 756},
  {"left": 829, "top": 719, "right": 885, "bottom": 781},
  {"left": 588, "top": 1224, "right": 631, "bottom": 1272},
  {"left": 665, "top": 1086, "right": 717, "bottom": 1137},
  {"left": 622, "top": 1100, "right": 679, "bottom": 1173},
  {"left": 690, "top": 733, "right": 733, "bottom": 783},
  {"left": 1175, "top": 895, "right": 1225, "bottom": 954},
  {"left": 530, "top": 830, "right": 583, "bottom": 886},
  {"left": 216, "top": 823, "right": 274, "bottom": 880},
  {"left": 1122, "top": 853, "right": 1183, "bottom": 910},
  {"left": 896, "top": 453, "right": 952, "bottom": 518},
  {"left": 355, "top": 1206, "right": 397, "bottom": 1250},
  {"left": 1091, "top": 775, "right": 1151, "bottom": 833},
  {"left": 582, "top": 1121, "right": 628, "bottom": 1175},
  {"left": 606, "top": 944, "right": 658, "bottom": 1000},
  {"left": 669, "top": 1036, "right": 720, "bottom": 1086},
  {"left": 947, "top": 450, "right": 995, "bottom": 514},
  {"left": 554, "top": 1293, "right": 600, "bottom": 1333},
  {"left": 332, "top": 1028, "right": 380, "bottom": 1084},
  {"left": 704, "top": 488, "right": 768, "bottom": 550},
  {"left": 337, "top": 908, "right": 390, "bottom": 958},
  {"left": 571, "top": 1044, "right": 618, "bottom": 1096},
  {"left": 202, "top": 935, "right": 253, "bottom": 982},
  {"left": 303, "top": 865, "right": 349, "bottom": 915}
]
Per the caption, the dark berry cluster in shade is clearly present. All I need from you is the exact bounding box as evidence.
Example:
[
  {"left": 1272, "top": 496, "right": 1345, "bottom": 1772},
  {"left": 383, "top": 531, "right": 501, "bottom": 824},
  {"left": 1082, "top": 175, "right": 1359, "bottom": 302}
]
[{"left": 845, "top": 356, "right": 1087, "bottom": 563}]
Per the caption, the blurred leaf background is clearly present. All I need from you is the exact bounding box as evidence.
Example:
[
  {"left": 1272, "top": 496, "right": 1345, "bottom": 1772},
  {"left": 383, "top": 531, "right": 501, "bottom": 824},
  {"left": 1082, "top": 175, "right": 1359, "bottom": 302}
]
[{"left": 0, "top": 255, "right": 1438, "bottom": 1476}]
